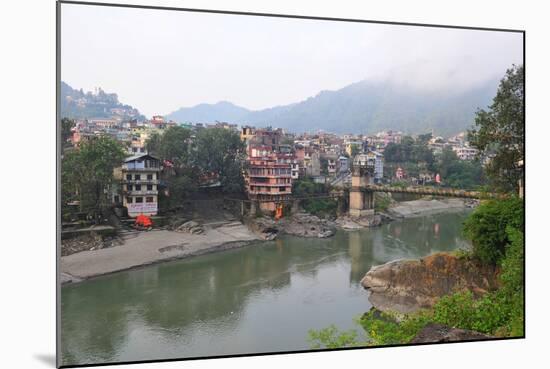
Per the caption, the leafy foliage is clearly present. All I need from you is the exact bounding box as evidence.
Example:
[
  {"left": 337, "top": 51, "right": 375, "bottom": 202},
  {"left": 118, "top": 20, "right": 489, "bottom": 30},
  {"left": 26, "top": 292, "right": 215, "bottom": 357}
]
[
  {"left": 292, "top": 178, "right": 337, "bottom": 217},
  {"left": 62, "top": 136, "right": 127, "bottom": 218},
  {"left": 146, "top": 126, "right": 192, "bottom": 172},
  {"left": 462, "top": 197, "right": 524, "bottom": 264},
  {"left": 436, "top": 147, "right": 483, "bottom": 190},
  {"left": 191, "top": 128, "right": 245, "bottom": 193},
  {"left": 469, "top": 65, "right": 524, "bottom": 193},
  {"left": 308, "top": 325, "right": 364, "bottom": 349},
  {"left": 61, "top": 117, "right": 75, "bottom": 145},
  {"left": 360, "top": 310, "right": 430, "bottom": 346},
  {"left": 384, "top": 137, "right": 435, "bottom": 169}
]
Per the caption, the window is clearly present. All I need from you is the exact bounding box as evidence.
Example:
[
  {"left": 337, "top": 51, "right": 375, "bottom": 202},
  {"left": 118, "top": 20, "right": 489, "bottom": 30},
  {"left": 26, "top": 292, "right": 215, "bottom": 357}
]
[
  {"left": 279, "top": 187, "right": 286, "bottom": 192},
  {"left": 146, "top": 197, "right": 154, "bottom": 203},
  {"left": 126, "top": 174, "right": 132, "bottom": 180},
  {"left": 147, "top": 174, "right": 153, "bottom": 180},
  {"left": 135, "top": 174, "right": 141, "bottom": 180},
  {"left": 135, "top": 184, "right": 142, "bottom": 191},
  {"left": 136, "top": 197, "right": 143, "bottom": 203},
  {"left": 126, "top": 197, "right": 133, "bottom": 204},
  {"left": 127, "top": 184, "right": 132, "bottom": 191},
  {"left": 147, "top": 184, "right": 153, "bottom": 191}
]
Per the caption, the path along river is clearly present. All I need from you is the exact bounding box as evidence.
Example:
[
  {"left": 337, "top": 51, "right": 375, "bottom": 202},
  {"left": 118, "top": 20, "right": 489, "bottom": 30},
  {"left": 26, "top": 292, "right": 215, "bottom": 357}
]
[{"left": 61, "top": 210, "right": 471, "bottom": 366}]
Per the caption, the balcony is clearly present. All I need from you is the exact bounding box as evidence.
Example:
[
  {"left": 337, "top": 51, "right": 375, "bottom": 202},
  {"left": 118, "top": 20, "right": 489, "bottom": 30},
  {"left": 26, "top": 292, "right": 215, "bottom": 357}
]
[
  {"left": 249, "top": 182, "right": 291, "bottom": 187},
  {"left": 248, "top": 173, "right": 291, "bottom": 178},
  {"left": 123, "top": 190, "right": 158, "bottom": 196},
  {"left": 122, "top": 179, "right": 160, "bottom": 185},
  {"left": 248, "top": 188, "right": 291, "bottom": 195},
  {"left": 122, "top": 166, "right": 159, "bottom": 172}
]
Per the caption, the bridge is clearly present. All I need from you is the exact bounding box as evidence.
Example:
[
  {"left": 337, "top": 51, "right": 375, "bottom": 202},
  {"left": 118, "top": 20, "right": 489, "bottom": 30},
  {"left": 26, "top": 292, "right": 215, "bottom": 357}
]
[
  {"left": 348, "top": 164, "right": 501, "bottom": 217},
  {"left": 355, "top": 185, "right": 501, "bottom": 199}
]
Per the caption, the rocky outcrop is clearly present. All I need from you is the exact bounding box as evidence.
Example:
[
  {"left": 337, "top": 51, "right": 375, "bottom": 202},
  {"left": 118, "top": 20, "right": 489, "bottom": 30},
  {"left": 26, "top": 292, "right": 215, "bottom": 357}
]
[
  {"left": 247, "top": 217, "right": 279, "bottom": 240},
  {"left": 278, "top": 213, "right": 335, "bottom": 238},
  {"left": 61, "top": 232, "right": 124, "bottom": 256},
  {"left": 247, "top": 213, "right": 336, "bottom": 239},
  {"left": 411, "top": 323, "right": 493, "bottom": 343},
  {"left": 361, "top": 252, "right": 500, "bottom": 313}
]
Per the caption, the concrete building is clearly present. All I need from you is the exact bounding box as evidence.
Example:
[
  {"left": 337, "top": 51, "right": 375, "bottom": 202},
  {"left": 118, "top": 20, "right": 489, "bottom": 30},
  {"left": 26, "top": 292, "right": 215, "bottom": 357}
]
[
  {"left": 245, "top": 128, "right": 293, "bottom": 213},
  {"left": 452, "top": 145, "right": 479, "bottom": 161},
  {"left": 338, "top": 156, "right": 350, "bottom": 173},
  {"left": 354, "top": 151, "right": 384, "bottom": 182},
  {"left": 122, "top": 154, "right": 161, "bottom": 217}
]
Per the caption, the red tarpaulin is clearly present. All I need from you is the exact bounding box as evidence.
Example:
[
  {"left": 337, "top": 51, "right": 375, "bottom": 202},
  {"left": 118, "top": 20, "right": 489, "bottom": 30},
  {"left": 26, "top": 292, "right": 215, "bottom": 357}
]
[{"left": 135, "top": 214, "right": 153, "bottom": 228}]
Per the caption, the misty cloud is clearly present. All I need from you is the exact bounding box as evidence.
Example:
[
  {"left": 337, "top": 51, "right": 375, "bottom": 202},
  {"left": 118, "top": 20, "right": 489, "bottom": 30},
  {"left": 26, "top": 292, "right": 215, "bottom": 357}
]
[{"left": 61, "top": 3, "right": 523, "bottom": 117}]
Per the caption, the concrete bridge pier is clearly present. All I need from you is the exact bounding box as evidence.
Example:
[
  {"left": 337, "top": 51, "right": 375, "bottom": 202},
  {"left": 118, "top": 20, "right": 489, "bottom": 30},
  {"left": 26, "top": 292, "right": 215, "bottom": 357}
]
[
  {"left": 349, "top": 189, "right": 375, "bottom": 217},
  {"left": 349, "top": 164, "right": 375, "bottom": 218}
]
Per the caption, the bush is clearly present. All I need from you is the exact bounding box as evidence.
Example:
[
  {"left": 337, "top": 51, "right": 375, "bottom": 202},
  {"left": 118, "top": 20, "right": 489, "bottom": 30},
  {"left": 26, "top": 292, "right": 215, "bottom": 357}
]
[
  {"left": 307, "top": 324, "right": 363, "bottom": 349},
  {"left": 462, "top": 197, "right": 523, "bottom": 264},
  {"left": 360, "top": 310, "right": 430, "bottom": 346}
]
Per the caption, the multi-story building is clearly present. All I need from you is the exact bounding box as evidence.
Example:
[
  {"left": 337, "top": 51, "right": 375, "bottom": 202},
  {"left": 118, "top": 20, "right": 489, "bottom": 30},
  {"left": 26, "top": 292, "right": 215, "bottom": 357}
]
[
  {"left": 452, "top": 145, "right": 478, "bottom": 161},
  {"left": 338, "top": 156, "right": 350, "bottom": 173},
  {"left": 245, "top": 128, "right": 293, "bottom": 213},
  {"left": 121, "top": 154, "right": 161, "bottom": 217},
  {"left": 354, "top": 151, "right": 384, "bottom": 182}
]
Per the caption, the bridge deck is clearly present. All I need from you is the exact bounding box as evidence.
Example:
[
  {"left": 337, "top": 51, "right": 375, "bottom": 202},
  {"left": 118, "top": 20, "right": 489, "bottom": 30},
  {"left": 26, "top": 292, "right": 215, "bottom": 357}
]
[{"left": 354, "top": 185, "right": 501, "bottom": 199}]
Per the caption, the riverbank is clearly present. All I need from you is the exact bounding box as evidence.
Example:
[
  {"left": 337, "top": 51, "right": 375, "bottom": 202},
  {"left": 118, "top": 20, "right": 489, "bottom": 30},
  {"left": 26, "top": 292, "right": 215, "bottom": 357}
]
[
  {"left": 61, "top": 199, "right": 475, "bottom": 284},
  {"left": 385, "top": 198, "right": 476, "bottom": 219},
  {"left": 60, "top": 222, "right": 260, "bottom": 284}
]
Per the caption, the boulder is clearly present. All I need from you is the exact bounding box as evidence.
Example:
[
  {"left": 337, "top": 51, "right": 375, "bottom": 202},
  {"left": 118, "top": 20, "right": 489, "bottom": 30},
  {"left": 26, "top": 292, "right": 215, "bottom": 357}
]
[
  {"left": 411, "top": 323, "right": 493, "bottom": 343},
  {"left": 361, "top": 252, "right": 500, "bottom": 313}
]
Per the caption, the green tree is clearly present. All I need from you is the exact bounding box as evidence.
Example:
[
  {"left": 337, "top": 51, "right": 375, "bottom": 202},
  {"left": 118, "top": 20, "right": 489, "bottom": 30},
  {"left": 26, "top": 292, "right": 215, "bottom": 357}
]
[
  {"left": 469, "top": 65, "right": 524, "bottom": 194},
  {"left": 61, "top": 117, "right": 75, "bottom": 145},
  {"left": 435, "top": 147, "right": 483, "bottom": 189},
  {"left": 462, "top": 197, "right": 523, "bottom": 264},
  {"left": 191, "top": 128, "right": 245, "bottom": 193},
  {"left": 147, "top": 126, "right": 192, "bottom": 174},
  {"left": 62, "top": 136, "right": 126, "bottom": 219}
]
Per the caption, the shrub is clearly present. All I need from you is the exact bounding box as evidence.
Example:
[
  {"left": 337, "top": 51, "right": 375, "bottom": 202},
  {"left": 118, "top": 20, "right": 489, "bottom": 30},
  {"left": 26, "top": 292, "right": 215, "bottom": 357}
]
[
  {"left": 360, "top": 310, "right": 431, "bottom": 346},
  {"left": 307, "top": 324, "right": 363, "bottom": 349},
  {"left": 462, "top": 197, "right": 523, "bottom": 264}
]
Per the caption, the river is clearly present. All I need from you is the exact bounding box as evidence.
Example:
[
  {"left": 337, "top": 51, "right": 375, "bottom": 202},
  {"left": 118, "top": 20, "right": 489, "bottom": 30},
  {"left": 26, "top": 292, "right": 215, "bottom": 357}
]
[{"left": 61, "top": 210, "right": 471, "bottom": 366}]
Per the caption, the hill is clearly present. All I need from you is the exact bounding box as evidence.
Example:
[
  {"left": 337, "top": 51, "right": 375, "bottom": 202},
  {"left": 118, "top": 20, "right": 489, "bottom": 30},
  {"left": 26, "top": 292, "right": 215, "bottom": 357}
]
[
  {"left": 60, "top": 81, "right": 145, "bottom": 120},
  {"left": 166, "top": 78, "right": 499, "bottom": 136}
]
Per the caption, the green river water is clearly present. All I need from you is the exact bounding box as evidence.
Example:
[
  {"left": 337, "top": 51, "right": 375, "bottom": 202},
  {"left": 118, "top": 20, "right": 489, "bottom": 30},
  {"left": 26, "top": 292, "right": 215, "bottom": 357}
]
[{"left": 61, "top": 210, "right": 471, "bottom": 365}]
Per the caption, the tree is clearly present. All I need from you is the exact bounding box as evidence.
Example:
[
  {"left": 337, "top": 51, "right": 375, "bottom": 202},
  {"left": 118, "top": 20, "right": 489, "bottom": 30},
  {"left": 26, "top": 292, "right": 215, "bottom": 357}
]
[
  {"left": 61, "top": 117, "right": 75, "bottom": 145},
  {"left": 434, "top": 147, "right": 483, "bottom": 189},
  {"left": 462, "top": 197, "right": 524, "bottom": 264},
  {"left": 146, "top": 126, "right": 192, "bottom": 174},
  {"left": 62, "top": 136, "right": 126, "bottom": 219},
  {"left": 191, "top": 128, "right": 245, "bottom": 193},
  {"left": 469, "top": 65, "right": 524, "bottom": 194}
]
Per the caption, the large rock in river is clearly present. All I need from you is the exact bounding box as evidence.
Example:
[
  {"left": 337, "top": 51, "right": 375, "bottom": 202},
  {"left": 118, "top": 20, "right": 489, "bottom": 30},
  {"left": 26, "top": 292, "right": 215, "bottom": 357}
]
[{"left": 361, "top": 252, "right": 499, "bottom": 314}]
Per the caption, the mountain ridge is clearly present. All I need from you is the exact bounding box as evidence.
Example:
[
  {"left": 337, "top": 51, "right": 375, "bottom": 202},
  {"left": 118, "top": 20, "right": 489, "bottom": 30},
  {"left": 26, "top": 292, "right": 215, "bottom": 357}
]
[{"left": 166, "top": 78, "right": 499, "bottom": 136}]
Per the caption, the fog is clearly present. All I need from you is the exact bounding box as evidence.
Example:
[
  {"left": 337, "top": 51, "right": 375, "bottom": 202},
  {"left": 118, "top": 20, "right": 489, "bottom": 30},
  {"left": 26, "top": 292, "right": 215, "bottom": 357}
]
[{"left": 61, "top": 3, "right": 523, "bottom": 117}]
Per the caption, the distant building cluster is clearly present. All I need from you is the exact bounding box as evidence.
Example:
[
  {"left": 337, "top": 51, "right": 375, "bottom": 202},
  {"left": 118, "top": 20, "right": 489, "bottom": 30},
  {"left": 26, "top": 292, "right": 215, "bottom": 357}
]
[
  {"left": 428, "top": 132, "right": 479, "bottom": 160},
  {"left": 65, "top": 104, "right": 482, "bottom": 218}
]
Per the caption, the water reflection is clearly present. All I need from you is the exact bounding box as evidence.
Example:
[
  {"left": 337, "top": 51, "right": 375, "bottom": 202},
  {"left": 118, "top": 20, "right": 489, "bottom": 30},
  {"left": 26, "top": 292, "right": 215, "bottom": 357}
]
[{"left": 62, "top": 211, "right": 471, "bottom": 366}]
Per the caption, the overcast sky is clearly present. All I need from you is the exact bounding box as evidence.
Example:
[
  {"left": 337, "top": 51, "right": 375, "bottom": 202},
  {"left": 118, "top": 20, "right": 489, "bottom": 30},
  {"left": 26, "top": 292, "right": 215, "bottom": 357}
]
[{"left": 61, "top": 3, "right": 523, "bottom": 117}]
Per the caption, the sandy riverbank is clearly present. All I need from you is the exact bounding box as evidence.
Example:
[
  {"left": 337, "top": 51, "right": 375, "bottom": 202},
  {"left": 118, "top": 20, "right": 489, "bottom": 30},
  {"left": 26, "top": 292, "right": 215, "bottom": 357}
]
[
  {"left": 60, "top": 222, "right": 260, "bottom": 284},
  {"left": 385, "top": 198, "right": 474, "bottom": 218}
]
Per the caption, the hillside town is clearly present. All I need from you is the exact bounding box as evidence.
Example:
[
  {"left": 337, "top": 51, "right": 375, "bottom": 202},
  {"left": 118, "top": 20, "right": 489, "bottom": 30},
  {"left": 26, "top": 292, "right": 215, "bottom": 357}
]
[{"left": 63, "top": 110, "right": 483, "bottom": 219}]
